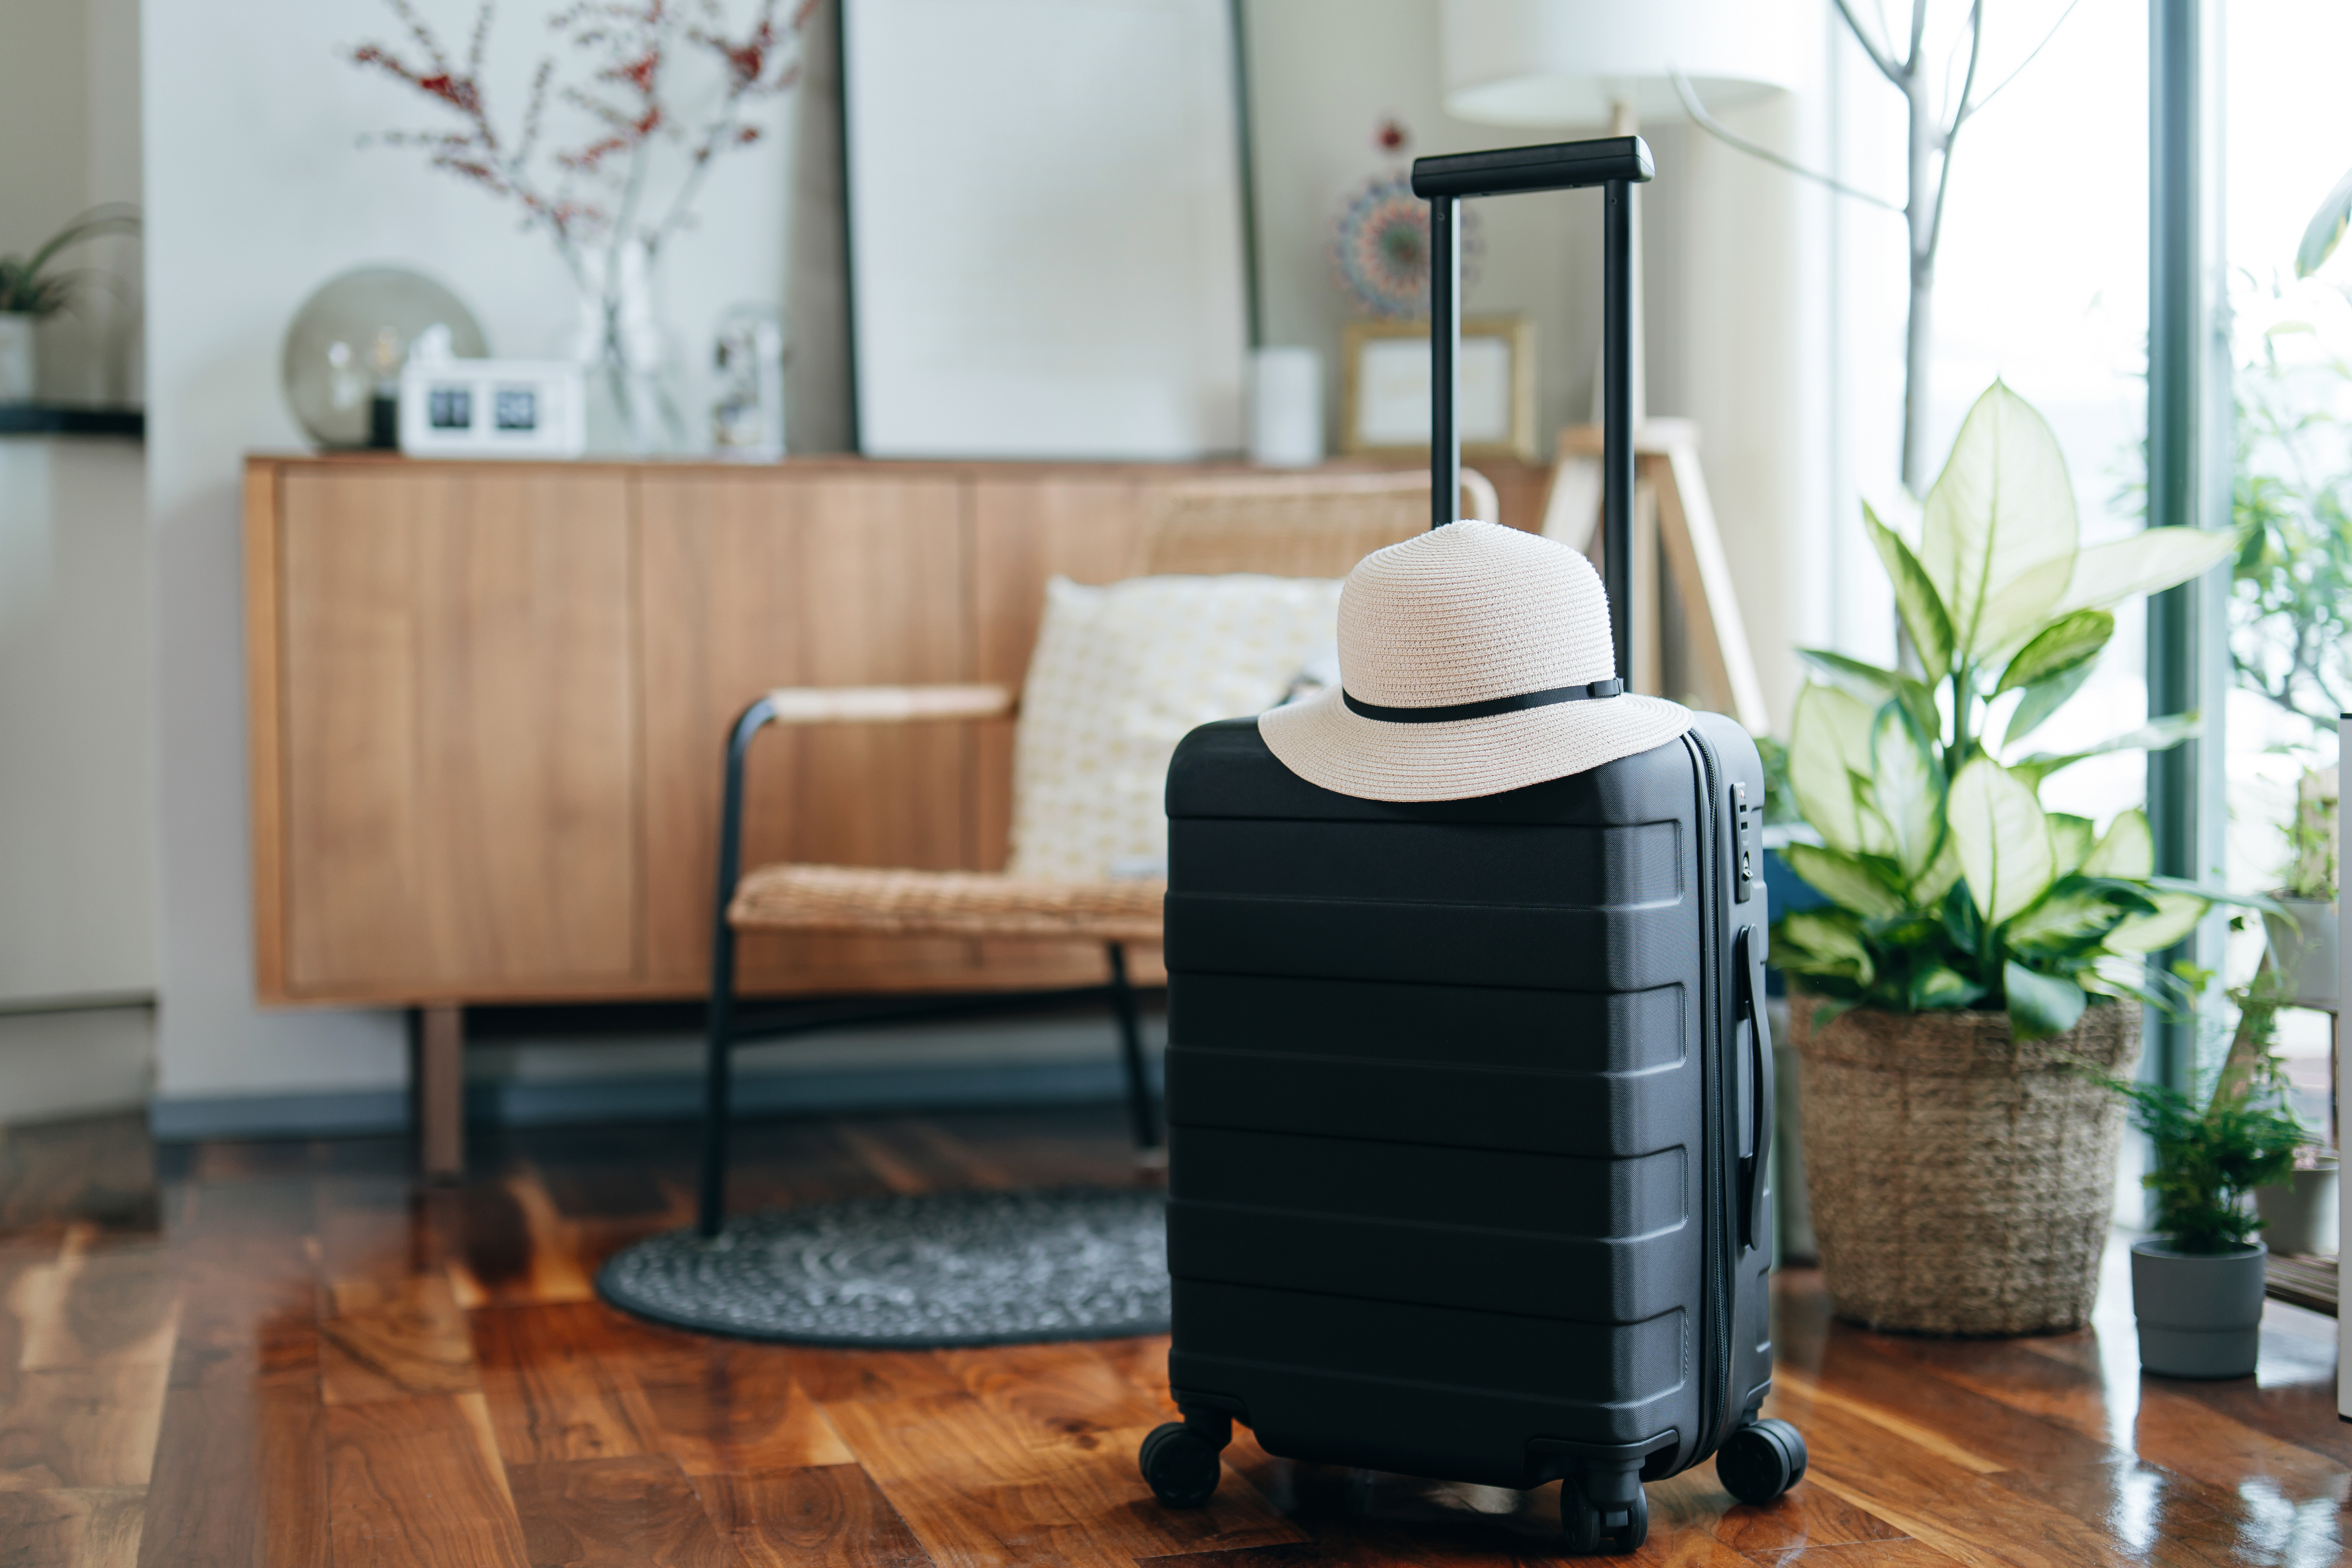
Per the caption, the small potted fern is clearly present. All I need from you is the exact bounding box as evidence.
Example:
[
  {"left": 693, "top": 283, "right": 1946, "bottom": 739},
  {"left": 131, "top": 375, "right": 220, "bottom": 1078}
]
[
  {"left": 1772, "top": 381, "right": 2245, "bottom": 1336},
  {"left": 2099, "top": 1042, "right": 2306, "bottom": 1378}
]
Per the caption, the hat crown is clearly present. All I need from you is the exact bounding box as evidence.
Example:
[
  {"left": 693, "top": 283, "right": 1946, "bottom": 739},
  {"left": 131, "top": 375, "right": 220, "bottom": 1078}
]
[{"left": 1337, "top": 520, "right": 1618, "bottom": 709}]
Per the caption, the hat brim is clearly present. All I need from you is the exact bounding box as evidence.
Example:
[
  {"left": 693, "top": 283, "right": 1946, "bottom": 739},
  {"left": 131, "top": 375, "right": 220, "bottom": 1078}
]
[{"left": 1258, "top": 684, "right": 1696, "bottom": 803}]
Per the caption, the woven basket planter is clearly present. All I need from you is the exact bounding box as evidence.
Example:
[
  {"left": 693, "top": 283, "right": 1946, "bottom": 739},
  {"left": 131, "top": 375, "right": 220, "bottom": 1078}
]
[{"left": 1788, "top": 993, "right": 2139, "bottom": 1336}]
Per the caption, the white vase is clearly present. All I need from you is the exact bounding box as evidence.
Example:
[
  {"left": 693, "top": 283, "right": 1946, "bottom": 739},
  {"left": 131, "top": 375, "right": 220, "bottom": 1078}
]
[
  {"left": 0, "top": 315, "right": 35, "bottom": 403},
  {"left": 572, "top": 243, "right": 686, "bottom": 455},
  {"left": 1248, "top": 346, "right": 1323, "bottom": 467}
]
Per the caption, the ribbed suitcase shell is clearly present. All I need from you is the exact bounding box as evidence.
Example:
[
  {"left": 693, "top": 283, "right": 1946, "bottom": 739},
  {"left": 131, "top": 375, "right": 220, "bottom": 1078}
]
[{"left": 1161, "top": 708, "right": 1775, "bottom": 1493}]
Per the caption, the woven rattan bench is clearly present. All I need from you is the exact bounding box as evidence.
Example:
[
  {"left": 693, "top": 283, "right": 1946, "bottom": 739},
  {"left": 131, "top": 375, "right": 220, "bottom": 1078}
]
[{"left": 694, "top": 469, "right": 1499, "bottom": 1234}]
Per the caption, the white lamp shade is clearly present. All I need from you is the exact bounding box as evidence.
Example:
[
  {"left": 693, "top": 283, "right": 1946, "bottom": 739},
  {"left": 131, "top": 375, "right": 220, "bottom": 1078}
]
[{"left": 1442, "top": 0, "right": 1802, "bottom": 128}]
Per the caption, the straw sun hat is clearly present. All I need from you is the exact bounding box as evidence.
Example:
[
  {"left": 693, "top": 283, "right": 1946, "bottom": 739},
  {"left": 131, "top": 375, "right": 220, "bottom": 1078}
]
[{"left": 1259, "top": 520, "right": 1693, "bottom": 803}]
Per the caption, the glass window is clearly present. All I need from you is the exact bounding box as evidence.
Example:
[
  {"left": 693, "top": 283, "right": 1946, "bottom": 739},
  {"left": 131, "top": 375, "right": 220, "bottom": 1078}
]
[
  {"left": 2224, "top": 1, "right": 2351, "bottom": 1146},
  {"left": 1830, "top": 0, "right": 2150, "bottom": 811}
]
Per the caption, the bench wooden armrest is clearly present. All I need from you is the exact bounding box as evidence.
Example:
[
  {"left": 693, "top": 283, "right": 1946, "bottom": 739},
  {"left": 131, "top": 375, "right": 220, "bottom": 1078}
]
[{"left": 761, "top": 683, "right": 1015, "bottom": 725}]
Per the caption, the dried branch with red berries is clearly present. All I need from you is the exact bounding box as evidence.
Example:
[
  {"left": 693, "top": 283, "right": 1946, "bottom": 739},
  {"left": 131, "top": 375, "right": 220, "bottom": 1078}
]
[{"left": 351, "top": 0, "right": 816, "bottom": 280}]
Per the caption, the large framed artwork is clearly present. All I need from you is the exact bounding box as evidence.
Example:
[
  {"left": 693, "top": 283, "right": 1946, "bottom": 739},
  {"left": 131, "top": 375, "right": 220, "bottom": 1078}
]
[{"left": 842, "top": 0, "right": 1251, "bottom": 460}]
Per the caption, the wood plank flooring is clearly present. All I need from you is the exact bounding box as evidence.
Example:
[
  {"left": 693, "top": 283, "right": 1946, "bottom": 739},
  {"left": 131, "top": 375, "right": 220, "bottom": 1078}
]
[{"left": 0, "top": 1104, "right": 2344, "bottom": 1566}]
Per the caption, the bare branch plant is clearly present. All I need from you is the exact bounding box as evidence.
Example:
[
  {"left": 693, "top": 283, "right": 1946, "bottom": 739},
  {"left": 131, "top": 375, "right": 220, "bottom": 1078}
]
[
  {"left": 352, "top": 0, "right": 814, "bottom": 294},
  {"left": 1676, "top": 0, "right": 2080, "bottom": 496}
]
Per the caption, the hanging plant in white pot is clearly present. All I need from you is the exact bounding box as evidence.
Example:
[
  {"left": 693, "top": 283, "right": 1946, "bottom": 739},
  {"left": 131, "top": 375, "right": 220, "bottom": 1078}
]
[{"left": 0, "top": 207, "right": 138, "bottom": 403}]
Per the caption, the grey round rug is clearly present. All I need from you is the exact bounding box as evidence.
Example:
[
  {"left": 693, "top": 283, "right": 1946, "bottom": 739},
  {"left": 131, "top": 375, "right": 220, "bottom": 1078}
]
[{"left": 597, "top": 1186, "right": 1170, "bottom": 1347}]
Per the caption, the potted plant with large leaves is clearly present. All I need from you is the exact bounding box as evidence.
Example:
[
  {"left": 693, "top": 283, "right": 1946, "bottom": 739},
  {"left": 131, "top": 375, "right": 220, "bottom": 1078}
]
[{"left": 1773, "top": 380, "right": 2240, "bottom": 1336}]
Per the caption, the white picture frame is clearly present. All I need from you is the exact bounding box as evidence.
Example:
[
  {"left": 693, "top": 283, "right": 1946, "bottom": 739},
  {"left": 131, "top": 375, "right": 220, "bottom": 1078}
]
[
  {"left": 841, "top": 0, "right": 1251, "bottom": 460},
  {"left": 1339, "top": 315, "right": 1537, "bottom": 462}
]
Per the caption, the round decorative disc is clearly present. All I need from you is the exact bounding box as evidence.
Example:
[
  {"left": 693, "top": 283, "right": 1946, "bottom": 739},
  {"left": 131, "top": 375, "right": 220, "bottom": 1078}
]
[{"left": 1329, "top": 171, "right": 1484, "bottom": 319}]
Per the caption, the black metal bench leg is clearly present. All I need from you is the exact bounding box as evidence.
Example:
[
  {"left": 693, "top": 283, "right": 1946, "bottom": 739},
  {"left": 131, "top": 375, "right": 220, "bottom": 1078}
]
[
  {"left": 699, "top": 696, "right": 779, "bottom": 1240},
  {"left": 698, "top": 930, "right": 736, "bottom": 1239},
  {"left": 1107, "top": 942, "right": 1161, "bottom": 1152}
]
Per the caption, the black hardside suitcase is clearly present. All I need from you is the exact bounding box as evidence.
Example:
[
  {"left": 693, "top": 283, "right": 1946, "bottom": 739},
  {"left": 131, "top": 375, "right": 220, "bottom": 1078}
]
[{"left": 1138, "top": 136, "right": 1804, "bottom": 1556}]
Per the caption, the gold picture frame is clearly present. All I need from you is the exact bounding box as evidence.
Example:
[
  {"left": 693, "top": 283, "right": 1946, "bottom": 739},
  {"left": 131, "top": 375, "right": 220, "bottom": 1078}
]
[{"left": 1339, "top": 313, "right": 1537, "bottom": 462}]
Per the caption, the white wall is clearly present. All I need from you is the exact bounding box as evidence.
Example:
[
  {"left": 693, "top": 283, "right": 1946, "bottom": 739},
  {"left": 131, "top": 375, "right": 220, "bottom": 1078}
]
[
  {"left": 1674, "top": 75, "right": 1838, "bottom": 730},
  {"left": 0, "top": 0, "right": 143, "bottom": 404},
  {"left": 141, "top": 0, "right": 797, "bottom": 1107},
  {"left": 0, "top": 439, "right": 154, "bottom": 1006}
]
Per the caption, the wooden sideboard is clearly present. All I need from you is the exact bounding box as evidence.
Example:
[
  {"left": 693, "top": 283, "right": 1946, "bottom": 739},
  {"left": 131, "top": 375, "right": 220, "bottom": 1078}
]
[{"left": 244, "top": 453, "right": 1549, "bottom": 1010}]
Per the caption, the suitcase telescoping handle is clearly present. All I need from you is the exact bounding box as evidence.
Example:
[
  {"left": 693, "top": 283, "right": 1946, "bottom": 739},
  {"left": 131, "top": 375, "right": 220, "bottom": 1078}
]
[{"left": 1410, "top": 136, "right": 1653, "bottom": 684}]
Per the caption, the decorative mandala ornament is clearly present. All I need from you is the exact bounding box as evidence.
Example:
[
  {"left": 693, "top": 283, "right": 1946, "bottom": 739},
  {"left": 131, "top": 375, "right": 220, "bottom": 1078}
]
[
  {"left": 599, "top": 1186, "right": 1170, "bottom": 1348},
  {"left": 1329, "top": 172, "right": 1483, "bottom": 320}
]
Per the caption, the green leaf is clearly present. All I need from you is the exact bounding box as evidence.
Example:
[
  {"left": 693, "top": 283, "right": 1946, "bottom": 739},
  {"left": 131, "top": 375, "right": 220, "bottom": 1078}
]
[
  {"left": 2050, "top": 529, "right": 2236, "bottom": 617},
  {"left": 1948, "top": 757, "right": 2056, "bottom": 927},
  {"left": 1870, "top": 702, "right": 1942, "bottom": 881},
  {"left": 2142, "top": 877, "right": 2286, "bottom": 917},
  {"left": 1780, "top": 842, "right": 1907, "bottom": 920},
  {"left": 2081, "top": 808, "right": 2153, "bottom": 878},
  {"left": 2004, "top": 961, "right": 2089, "bottom": 1041},
  {"left": 2297, "top": 163, "right": 2352, "bottom": 277},
  {"left": 1796, "top": 647, "right": 1943, "bottom": 749},
  {"left": 1912, "top": 965, "right": 1986, "bottom": 1011},
  {"left": 1794, "top": 648, "right": 1901, "bottom": 691},
  {"left": 2012, "top": 713, "right": 2202, "bottom": 790},
  {"left": 1788, "top": 684, "right": 1881, "bottom": 854},
  {"left": 2047, "top": 814, "right": 2096, "bottom": 877},
  {"left": 2081, "top": 961, "right": 2170, "bottom": 1009},
  {"left": 2001, "top": 661, "right": 2094, "bottom": 750},
  {"left": 1995, "top": 610, "right": 2114, "bottom": 694},
  {"left": 1779, "top": 910, "right": 1875, "bottom": 987},
  {"left": 1912, "top": 831, "right": 1963, "bottom": 907},
  {"left": 2105, "top": 891, "right": 2207, "bottom": 954},
  {"left": 2003, "top": 885, "right": 2117, "bottom": 952},
  {"left": 1918, "top": 383, "right": 2079, "bottom": 659},
  {"left": 1862, "top": 503, "right": 1955, "bottom": 676}
]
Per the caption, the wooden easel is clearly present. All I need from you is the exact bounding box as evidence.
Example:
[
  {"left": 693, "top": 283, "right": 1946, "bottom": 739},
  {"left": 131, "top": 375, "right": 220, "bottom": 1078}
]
[{"left": 1541, "top": 419, "right": 1770, "bottom": 737}]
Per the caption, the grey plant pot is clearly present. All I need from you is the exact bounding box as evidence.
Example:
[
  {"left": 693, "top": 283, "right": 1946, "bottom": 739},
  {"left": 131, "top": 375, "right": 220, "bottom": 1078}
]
[
  {"left": 2264, "top": 897, "right": 2339, "bottom": 1010},
  {"left": 2130, "top": 1240, "right": 2267, "bottom": 1379},
  {"left": 2252, "top": 1163, "right": 2339, "bottom": 1258}
]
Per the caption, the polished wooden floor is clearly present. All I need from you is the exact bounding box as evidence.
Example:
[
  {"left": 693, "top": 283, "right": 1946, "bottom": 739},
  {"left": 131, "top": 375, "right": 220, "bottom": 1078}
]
[{"left": 1, "top": 1102, "right": 2347, "bottom": 1567}]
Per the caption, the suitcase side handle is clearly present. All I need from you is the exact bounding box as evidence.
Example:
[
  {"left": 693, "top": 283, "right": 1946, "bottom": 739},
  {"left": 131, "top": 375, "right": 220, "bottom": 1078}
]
[
  {"left": 1736, "top": 924, "right": 1775, "bottom": 1253},
  {"left": 1409, "top": 135, "right": 1655, "bottom": 683}
]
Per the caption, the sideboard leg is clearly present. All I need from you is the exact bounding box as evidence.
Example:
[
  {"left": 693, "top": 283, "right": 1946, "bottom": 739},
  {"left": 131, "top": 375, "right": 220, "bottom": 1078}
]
[{"left": 416, "top": 1004, "right": 466, "bottom": 1182}]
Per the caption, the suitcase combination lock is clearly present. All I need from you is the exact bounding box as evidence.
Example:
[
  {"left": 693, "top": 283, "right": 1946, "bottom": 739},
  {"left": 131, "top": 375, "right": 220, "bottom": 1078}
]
[{"left": 1732, "top": 781, "right": 1762, "bottom": 904}]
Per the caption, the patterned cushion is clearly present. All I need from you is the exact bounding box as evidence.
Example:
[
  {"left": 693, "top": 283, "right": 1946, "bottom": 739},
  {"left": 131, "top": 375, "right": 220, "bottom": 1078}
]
[{"left": 1007, "top": 574, "right": 1344, "bottom": 882}]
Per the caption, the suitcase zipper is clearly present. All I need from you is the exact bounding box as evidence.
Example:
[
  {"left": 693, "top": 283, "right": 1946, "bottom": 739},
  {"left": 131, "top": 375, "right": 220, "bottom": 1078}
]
[{"left": 1686, "top": 727, "right": 1738, "bottom": 1461}]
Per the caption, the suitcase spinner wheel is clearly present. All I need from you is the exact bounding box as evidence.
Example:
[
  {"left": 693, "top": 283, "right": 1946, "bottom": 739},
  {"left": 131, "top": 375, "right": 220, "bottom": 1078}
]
[
  {"left": 1138, "top": 1415, "right": 1229, "bottom": 1509},
  {"left": 1716, "top": 1417, "right": 1808, "bottom": 1506},
  {"left": 1563, "top": 1477, "right": 1649, "bottom": 1555}
]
